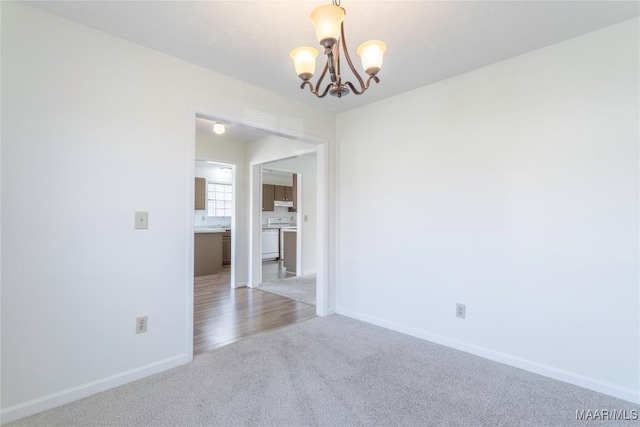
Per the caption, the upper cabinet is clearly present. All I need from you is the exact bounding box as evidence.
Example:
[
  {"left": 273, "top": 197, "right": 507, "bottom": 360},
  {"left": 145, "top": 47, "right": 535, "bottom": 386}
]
[
  {"left": 274, "top": 185, "right": 294, "bottom": 202},
  {"left": 262, "top": 184, "right": 275, "bottom": 211},
  {"left": 195, "top": 177, "right": 206, "bottom": 210},
  {"left": 263, "top": 172, "right": 296, "bottom": 211},
  {"left": 274, "top": 185, "right": 285, "bottom": 202},
  {"left": 289, "top": 174, "right": 297, "bottom": 212}
]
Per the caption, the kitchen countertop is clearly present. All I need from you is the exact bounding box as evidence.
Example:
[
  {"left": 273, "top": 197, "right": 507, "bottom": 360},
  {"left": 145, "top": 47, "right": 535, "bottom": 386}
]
[
  {"left": 194, "top": 227, "right": 231, "bottom": 234},
  {"left": 281, "top": 227, "right": 297, "bottom": 232}
]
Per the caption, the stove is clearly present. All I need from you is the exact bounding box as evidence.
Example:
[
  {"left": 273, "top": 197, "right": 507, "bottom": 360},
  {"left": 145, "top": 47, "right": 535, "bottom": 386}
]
[{"left": 266, "top": 217, "right": 291, "bottom": 228}]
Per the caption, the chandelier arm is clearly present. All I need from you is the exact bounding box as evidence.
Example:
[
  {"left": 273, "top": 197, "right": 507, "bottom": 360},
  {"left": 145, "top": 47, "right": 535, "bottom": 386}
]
[
  {"left": 316, "top": 84, "right": 333, "bottom": 98},
  {"left": 344, "top": 81, "right": 363, "bottom": 95},
  {"left": 315, "top": 61, "right": 330, "bottom": 94},
  {"left": 300, "top": 80, "right": 315, "bottom": 92},
  {"left": 339, "top": 22, "right": 366, "bottom": 91},
  {"left": 345, "top": 74, "right": 380, "bottom": 95},
  {"left": 300, "top": 62, "right": 334, "bottom": 98},
  {"left": 300, "top": 80, "right": 332, "bottom": 98}
]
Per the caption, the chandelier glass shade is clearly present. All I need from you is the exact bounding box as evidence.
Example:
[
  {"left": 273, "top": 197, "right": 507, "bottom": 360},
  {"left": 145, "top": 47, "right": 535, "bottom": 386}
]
[{"left": 290, "top": 1, "right": 386, "bottom": 98}]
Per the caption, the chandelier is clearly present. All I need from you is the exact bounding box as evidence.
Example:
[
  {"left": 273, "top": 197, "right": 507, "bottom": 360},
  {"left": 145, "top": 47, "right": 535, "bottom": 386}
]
[{"left": 290, "top": 0, "right": 386, "bottom": 98}]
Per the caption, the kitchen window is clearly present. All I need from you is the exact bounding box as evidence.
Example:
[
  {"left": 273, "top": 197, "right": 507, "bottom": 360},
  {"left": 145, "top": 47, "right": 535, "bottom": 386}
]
[{"left": 207, "top": 182, "right": 232, "bottom": 217}]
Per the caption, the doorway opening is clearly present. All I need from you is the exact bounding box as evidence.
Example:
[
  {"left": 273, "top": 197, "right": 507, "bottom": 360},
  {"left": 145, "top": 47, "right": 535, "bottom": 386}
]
[
  {"left": 259, "top": 155, "right": 317, "bottom": 308},
  {"left": 188, "top": 112, "right": 328, "bottom": 357},
  {"left": 193, "top": 160, "right": 234, "bottom": 280},
  {"left": 261, "top": 167, "right": 297, "bottom": 283}
]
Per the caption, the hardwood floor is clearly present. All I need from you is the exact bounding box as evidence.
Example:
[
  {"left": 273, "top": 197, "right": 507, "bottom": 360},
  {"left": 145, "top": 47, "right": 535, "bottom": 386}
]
[
  {"left": 194, "top": 266, "right": 316, "bottom": 354},
  {"left": 261, "top": 260, "right": 294, "bottom": 282}
]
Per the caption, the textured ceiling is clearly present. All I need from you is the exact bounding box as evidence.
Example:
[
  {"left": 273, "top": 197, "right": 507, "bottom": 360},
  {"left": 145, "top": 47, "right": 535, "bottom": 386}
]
[{"left": 26, "top": 1, "right": 640, "bottom": 113}]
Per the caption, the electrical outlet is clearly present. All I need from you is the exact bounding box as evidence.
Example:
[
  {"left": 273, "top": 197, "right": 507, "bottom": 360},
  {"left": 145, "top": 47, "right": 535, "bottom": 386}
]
[
  {"left": 456, "top": 303, "right": 466, "bottom": 319},
  {"left": 136, "top": 316, "right": 148, "bottom": 334},
  {"left": 134, "top": 212, "right": 148, "bottom": 229},
  {"left": 304, "top": 214, "right": 309, "bottom": 222}
]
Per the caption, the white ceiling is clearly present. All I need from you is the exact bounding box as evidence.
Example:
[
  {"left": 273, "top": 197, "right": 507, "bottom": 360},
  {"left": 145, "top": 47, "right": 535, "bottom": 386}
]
[
  {"left": 195, "top": 117, "right": 268, "bottom": 142},
  {"left": 26, "top": 1, "right": 639, "bottom": 114}
]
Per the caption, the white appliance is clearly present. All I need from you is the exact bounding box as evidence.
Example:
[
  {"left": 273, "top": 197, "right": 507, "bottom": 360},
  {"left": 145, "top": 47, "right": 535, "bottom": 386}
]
[
  {"left": 266, "top": 217, "right": 290, "bottom": 227},
  {"left": 261, "top": 229, "right": 279, "bottom": 260},
  {"left": 261, "top": 217, "right": 290, "bottom": 260},
  {"left": 274, "top": 200, "right": 293, "bottom": 208}
]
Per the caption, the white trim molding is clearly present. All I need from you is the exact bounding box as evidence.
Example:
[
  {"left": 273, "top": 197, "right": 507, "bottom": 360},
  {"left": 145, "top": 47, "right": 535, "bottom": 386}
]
[
  {"left": 336, "top": 307, "right": 640, "bottom": 405},
  {"left": 0, "top": 354, "right": 190, "bottom": 424}
]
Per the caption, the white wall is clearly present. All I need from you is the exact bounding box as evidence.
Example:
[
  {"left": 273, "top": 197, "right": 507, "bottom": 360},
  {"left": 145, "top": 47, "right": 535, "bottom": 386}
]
[
  {"left": 0, "top": 2, "right": 335, "bottom": 421},
  {"left": 247, "top": 135, "right": 318, "bottom": 165},
  {"left": 195, "top": 164, "right": 233, "bottom": 185},
  {"left": 262, "top": 171, "right": 293, "bottom": 187},
  {"left": 268, "top": 155, "right": 318, "bottom": 275},
  {"left": 336, "top": 18, "right": 639, "bottom": 403}
]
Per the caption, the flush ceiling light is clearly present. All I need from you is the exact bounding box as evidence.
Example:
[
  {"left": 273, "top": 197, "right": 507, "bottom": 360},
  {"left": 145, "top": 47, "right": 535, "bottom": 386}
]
[
  {"left": 213, "top": 122, "right": 226, "bottom": 135},
  {"left": 290, "top": 0, "right": 386, "bottom": 98}
]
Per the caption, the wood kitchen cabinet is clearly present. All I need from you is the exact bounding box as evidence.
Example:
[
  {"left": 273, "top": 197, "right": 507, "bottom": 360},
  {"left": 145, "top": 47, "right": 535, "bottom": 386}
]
[
  {"left": 283, "top": 230, "right": 297, "bottom": 274},
  {"left": 194, "top": 232, "right": 222, "bottom": 276},
  {"left": 194, "top": 177, "right": 206, "bottom": 210},
  {"left": 274, "top": 185, "right": 294, "bottom": 202},
  {"left": 288, "top": 174, "right": 297, "bottom": 212},
  {"left": 262, "top": 184, "right": 275, "bottom": 211},
  {"left": 264, "top": 180, "right": 294, "bottom": 210},
  {"left": 274, "top": 185, "right": 285, "bottom": 202},
  {"left": 222, "top": 230, "right": 231, "bottom": 265}
]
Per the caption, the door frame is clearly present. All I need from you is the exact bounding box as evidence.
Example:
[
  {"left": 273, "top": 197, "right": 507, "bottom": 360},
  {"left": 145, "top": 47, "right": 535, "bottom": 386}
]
[
  {"left": 186, "top": 107, "right": 330, "bottom": 359},
  {"left": 258, "top": 166, "right": 304, "bottom": 279}
]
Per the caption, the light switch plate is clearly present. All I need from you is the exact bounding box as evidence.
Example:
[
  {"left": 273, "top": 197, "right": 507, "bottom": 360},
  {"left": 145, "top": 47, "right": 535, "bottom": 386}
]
[{"left": 135, "top": 211, "right": 148, "bottom": 229}]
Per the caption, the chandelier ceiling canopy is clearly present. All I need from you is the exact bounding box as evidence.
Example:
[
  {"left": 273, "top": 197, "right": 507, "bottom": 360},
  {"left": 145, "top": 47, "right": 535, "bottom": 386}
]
[{"left": 290, "top": 0, "right": 386, "bottom": 98}]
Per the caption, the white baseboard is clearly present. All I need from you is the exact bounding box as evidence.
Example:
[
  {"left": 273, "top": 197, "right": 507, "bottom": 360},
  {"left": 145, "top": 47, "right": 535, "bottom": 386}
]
[
  {"left": 335, "top": 307, "right": 639, "bottom": 405},
  {"left": 1, "top": 353, "right": 191, "bottom": 425}
]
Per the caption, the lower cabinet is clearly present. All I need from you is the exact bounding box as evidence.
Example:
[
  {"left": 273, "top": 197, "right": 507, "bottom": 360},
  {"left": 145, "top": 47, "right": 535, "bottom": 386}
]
[
  {"left": 222, "top": 231, "right": 231, "bottom": 265},
  {"left": 283, "top": 230, "right": 297, "bottom": 274},
  {"left": 194, "top": 233, "right": 223, "bottom": 277}
]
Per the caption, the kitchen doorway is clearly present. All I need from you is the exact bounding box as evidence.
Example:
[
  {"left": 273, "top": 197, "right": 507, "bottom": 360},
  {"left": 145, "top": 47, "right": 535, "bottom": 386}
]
[
  {"left": 260, "top": 167, "right": 299, "bottom": 283},
  {"left": 258, "top": 155, "right": 317, "bottom": 308},
  {"left": 193, "top": 160, "right": 235, "bottom": 285},
  {"left": 188, "top": 110, "right": 330, "bottom": 358}
]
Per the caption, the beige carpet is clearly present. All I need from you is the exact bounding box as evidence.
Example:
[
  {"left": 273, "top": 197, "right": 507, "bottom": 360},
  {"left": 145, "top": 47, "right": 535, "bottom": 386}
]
[
  {"left": 9, "top": 315, "right": 639, "bottom": 426},
  {"left": 259, "top": 274, "right": 316, "bottom": 306}
]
